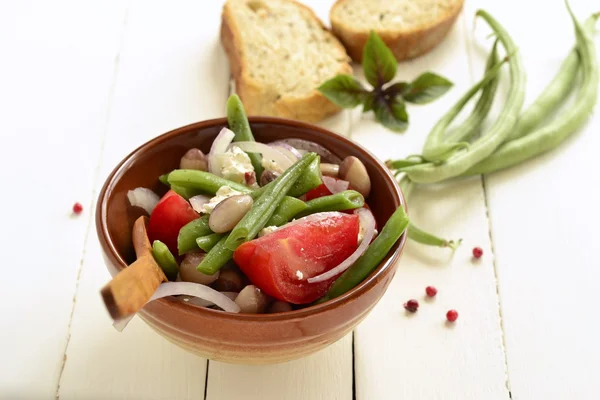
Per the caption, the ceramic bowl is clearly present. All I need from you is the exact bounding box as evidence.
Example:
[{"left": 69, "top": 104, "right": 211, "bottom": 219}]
[{"left": 96, "top": 117, "right": 407, "bottom": 364}]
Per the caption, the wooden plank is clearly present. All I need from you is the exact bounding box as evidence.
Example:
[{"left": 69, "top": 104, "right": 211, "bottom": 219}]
[
  {"left": 349, "top": 9, "right": 510, "bottom": 400},
  {"left": 206, "top": 2, "right": 353, "bottom": 399},
  {"left": 0, "top": 0, "right": 128, "bottom": 397},
  {"left": 468, "top": 0, "right": 600, "bottom": 398},
  {"left": 57, "top": 0, "right": 230, "bottom": 398}
]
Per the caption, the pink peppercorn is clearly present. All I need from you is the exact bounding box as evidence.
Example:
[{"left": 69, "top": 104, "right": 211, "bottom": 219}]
[
  {"left": 446, "top": 309, "right": 459, "bottom": 322},
  {"left": 425, "top": 286, "right": 437, "bottom": 297},
  {"left": 72, "top": 202, "right": 83, "bottom": 215},
  {"left": 404, "top": 299, "right": 419, "bottom": 313},
  {"left": 472, "top": 247, "right": 483, "bottom": 259}
]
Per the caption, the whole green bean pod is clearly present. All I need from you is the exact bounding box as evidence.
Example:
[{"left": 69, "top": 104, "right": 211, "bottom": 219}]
[
  {"left": 503, "top": 15, "right": 598, "bottom": 142},
  {"left": 225, "top": 153, "right": 318, "bottom": 250},
  {"left": 177, "top": 215, "right": 212, "bottom": 255},
  {"left": 196, "top": 233, "right": 224, "bottom": 252},
  {"left": 151, "top": 240, "right": 179, "bottom": 281},
  {"left": 296, "top": 190, "right": 364, "bottom": 218},
  {"left": 320, "top": 204, "right": 410, "bottom": 302},
  {"left": 402, "top": 10, "right": 526, "bottom": 183},
  {"left": 463, "top": 8, "right": 598, "bottom": 176},
  {"left": 265, "top": 197, "right": 307, "bottom": 227},
  {"left": 443, "top": 39, "right": 500, "bottom": 145},
  {"left": 196, "top": 234, "right": 233, "bottom": 275},
  {"left": 226, "top": 94, "right": 264, "bottom": 177},
  {"left": 420, "top": 45, "right": 506, "bottom": 162}
]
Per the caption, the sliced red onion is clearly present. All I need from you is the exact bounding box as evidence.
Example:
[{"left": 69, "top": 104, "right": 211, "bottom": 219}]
[
  {"left": 208, "top": 127, "right": 236, "bottom": 176},
  {"left": 229, "top": 141, "right": 294, "bottom": 170},
  {"left": 269, "top": 142, "right": 302, "bottom": 159},
  {"left": 179, "top": 291, "right": 238, "bottom": 307},
  {"left": 111, "top": 282, "right": 240, "bottom": 331},
  {"left": 127, "top": 187, "right": 160, "bottom": 215},
  {"left": 189, "top": 194, "right": 211, "bottom": 214},
  {"left": 278, "top": 138, "right": 342, "bottom": 164},
  {"left": 308, "top": 208, "right": 376, "bottom": 283},
  {"left": 323, "top": 176, "right": 349, "bottom": 194}
]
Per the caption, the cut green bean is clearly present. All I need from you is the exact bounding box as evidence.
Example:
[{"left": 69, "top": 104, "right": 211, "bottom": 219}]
[
  {"left": 167, "top": 169, "right": 250, "bottom": 195},
  {"left": 296, "top": 190, "right": 364, "bottom": 218},
  {"left": 402, "top": 10, "right": 526, "bottom": 183},
  {"left": 503, "top": 15, "right": 598, "bottom": 142},
  {"left": 226, "top": 94, "right": 264, "bottom": 177},
  {"left": 253, "top": 156, "right": 322, "bottom": 198},
  {"left": 225, "top": 153, "right": 318, "bottom": 250},
  {"left": 151, "top": 240, "right": 179, "bottom": 281},
  {"left": 266, "top": 196, "right": 307, "bottom": 227},
  {"left": 196, "top": 234, "right": 233, "bottom": 275},
  {"left": 463, "top": 9, "right": 598, "bottom": 176},
  {"left": 408, "top": 224, "right": 462, "bottom": 250},
  {"left": 196, "top": 233, "right": 224, "bottom": 252},
  {"left": 177, "top": 215, "right": 212, "bottom": 255},
  {"left": 320, "top": 204, "right": 410, "bottom": 302},
  {"left": 443, "top": 39, "right": 500, "bottom": 145},
  {"left": 159, "top": 173, "right": 170, "bottom": 186}
]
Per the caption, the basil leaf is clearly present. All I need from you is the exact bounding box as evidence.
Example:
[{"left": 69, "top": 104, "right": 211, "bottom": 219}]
[
  {"left": 363, "top": 92, "right": 377, "bottom": 112},
  {"left": 372, "top": 95, "right": 408, "bottom": 133},
  {"left": 318, "top": 75, "right": 369, "bottom": 108},
  {"left": 402, "top": 72, "right": 453, "bottom": 104},
  {"left": 384, "top": 81, "right": 410, "bottom": 97},
  {"left": 362, "top": 31, "right": 397, "bottom": 87}
]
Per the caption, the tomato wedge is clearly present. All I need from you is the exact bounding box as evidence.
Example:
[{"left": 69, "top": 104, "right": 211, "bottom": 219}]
[
  {"left": 305, "top": 183, "right": 333, "bottom": 201},
  {"left": 233, "top": 213, "right": 359, "bottom": 304},
  {"left": 147, "top": 190, "right": 199, "bottom": 255}
]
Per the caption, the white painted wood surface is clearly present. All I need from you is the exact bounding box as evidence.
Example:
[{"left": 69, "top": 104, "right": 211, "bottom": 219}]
[{"left": 0, "top": 0, "right": 598, "bottom": 399}]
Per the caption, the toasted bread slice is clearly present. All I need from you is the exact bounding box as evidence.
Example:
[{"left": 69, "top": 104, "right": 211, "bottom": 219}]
[
  {"left": 330, "top": 0, "right": 464, "bottom": 62},
  {"left": 221, "top": 0, "right": 353, "bottom": 123}
]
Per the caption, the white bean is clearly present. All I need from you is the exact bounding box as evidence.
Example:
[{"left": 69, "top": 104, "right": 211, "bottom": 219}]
[
  {"left": 209, "top": 195, "right": 253, "bottom": 233},
  {"left": 179, "top": 252, "right": 219, "bottom": 285},
  {"left": 339, "top": 156, "right": 371, "bottom": 197}
]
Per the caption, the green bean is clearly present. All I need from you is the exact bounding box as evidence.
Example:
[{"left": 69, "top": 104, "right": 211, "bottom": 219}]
[
  {"left": 225, "top": 153, "right": 318, "bottom": 250},
  {"left": 196, "top": 234, "right": 233, "bottom": 275},
  {"left": 463, "top": 9, "right": 598, "bottom": 176},
  {"left": 151, "top": 240, "right": 179, "bottom": 281},
  {"left": 226, "top": 94, "right": 264, "bottom": 177},
  {"left": 196, "top": 233, "right": 224, "bottom": 252},
  {"left": 159, "top": 173, "right": 170, "bottom": 186},
  {"left": 503, "top": 15, "right": 598, "bottom": 142},
  {"left": 265, "top": 196, "right": 307, "bottom": 227},
  {"left": 320, "top": 204, "right": 410, "bottom": 302},
  {"left": 398, "top": 176, "right": 461, "bottom": 249},
  {"left": 177, "top": 215, "right": 212, "bottom": 255},
  {"left": 167, "top": 169, "right": 250, "bottom": 195},
  {"left": 408, "top": 224, "right": 462, "bottom": 250},
  {"left": 443, "top": 39, "right": 501, "bottom": 145},
  {"left": 253, "top": 156, "right": 322, "bottom": 198},
  {"left": 420, "top": 50, "right": 508, "bottom": 162},
  {"left": 386, "top": 156, "right": 424, "bottom": 170},
  {"left": 402, "top": 10, "right": 526, "bottom": 183},
  {"left": 296, "top": 190, "right": 364, "bottom": 218}
]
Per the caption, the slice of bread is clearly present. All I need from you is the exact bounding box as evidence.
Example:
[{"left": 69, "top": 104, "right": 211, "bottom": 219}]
[
  {"left": 330, "top": 0, "right": 464, "bottom": 62},
  {"left": 221, "top": 0, "right": 353, "bottom": 123}
]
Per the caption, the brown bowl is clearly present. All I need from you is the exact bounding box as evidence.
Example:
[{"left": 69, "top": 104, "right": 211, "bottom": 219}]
[{"left": 96, "top": 117, "right": 407, "bottom": 364}]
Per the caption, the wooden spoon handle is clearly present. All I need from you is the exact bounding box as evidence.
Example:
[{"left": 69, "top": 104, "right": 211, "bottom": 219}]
[{"left": 101, "top": 255, "right": 166, "bottom": 320}]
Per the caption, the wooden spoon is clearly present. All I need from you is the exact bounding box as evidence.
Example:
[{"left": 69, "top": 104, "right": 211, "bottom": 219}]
[{"left": 101, "top": 216, "right": 167, "bottom": 320}]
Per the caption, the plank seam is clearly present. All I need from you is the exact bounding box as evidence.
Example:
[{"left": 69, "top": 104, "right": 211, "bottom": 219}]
[
  {"left": 54, "top": 3, "right": 132, "bottom": 398},
  {"left": 203, "top": 359, "right": 210, "bottom": 400}
]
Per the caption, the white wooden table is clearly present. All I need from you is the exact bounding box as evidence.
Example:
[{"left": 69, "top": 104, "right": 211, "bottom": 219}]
[{"left": 1, "top": 0, "right": 598, "bottom": 399}]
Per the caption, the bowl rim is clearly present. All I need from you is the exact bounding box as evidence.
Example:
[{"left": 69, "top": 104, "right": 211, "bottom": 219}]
[{"left": 96, "top": 116, "right": 407, "bottom": 322}]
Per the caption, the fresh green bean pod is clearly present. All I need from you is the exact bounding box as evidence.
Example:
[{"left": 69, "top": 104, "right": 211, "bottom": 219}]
[
  {"left": 265, "top": 197, "right": 307, "bottom": 227},
  {"left": 151, "top": 240, "right": 179, "bottom": 281},
  {"left": 408, "top": 224, "right": 462, "bottom": 250},
  {"left": 196, "top": 233, "right": 224, "bottom": 252},
  {"left": 444, "top": 39, "right": 501, "bottom": 144},
  {"left": 296, "top": 190, "right": 364, "bottom": 218},
  {"left": 463, "top": 8, "right": 598, "bottom": 176},
  {"left": 253, "top": 157, "right": 322, "bottom": 198},
  {"left": 167, "top": 169, "right": 250, "bottom": 195},
  {"left": 402, "top": 10, "right": 526, "bottom": 183},
  {"left": 196, "top": 234, "right": 233, "bottom": 275},
  {"left": 503, "top": 15, "right": 598, "bottom": 142},
  {"left": 321, "top": 204, "right": 410, "bottom": 302},
  {"left": 226, "top": 94, "right": 264, "bottom": 177},
  {"left": 177, "top": 215, "right": 212, "bottom": 255},
  {"left": 225, "top": 153, "right": 318, "bottom": 250}
]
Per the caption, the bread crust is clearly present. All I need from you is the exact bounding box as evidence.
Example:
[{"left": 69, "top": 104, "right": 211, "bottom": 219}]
[
  {"left": 221, "top": 0, "right": 352, "bottom": 123},
  {"left": 330, "top": 0, "right": 464, "bottom": 62}
]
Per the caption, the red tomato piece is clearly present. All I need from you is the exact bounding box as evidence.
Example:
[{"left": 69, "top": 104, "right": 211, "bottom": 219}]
[
  {"left": 233, "top": 213, "right": 359, "bottom": 304},
  {"left": 147, "top": 190, "right": 198, "bottom": 254},
  {"left": 305, "top": 183, "right": 332, "bottom": 201}
]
